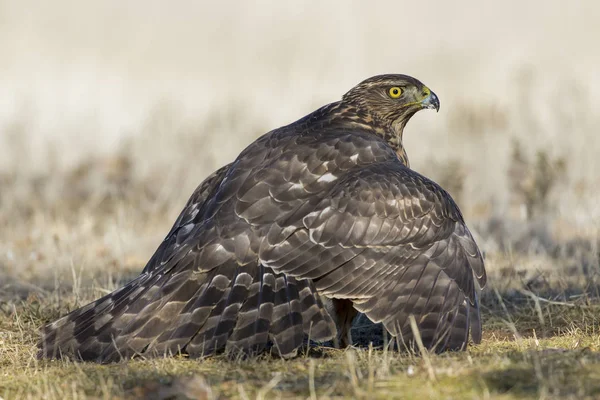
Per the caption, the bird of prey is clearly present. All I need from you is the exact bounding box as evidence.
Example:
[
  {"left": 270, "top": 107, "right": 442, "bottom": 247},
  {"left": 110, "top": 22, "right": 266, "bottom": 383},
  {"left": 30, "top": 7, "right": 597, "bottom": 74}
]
[{"left": 39, "top": 74, "right": 487, "bottom": 362}]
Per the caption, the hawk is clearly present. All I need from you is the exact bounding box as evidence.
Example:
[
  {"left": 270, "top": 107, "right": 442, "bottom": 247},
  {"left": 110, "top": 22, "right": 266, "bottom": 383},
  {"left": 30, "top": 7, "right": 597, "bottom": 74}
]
[{"left": 39, "top": 74, "right": 486, "bottom": 362}]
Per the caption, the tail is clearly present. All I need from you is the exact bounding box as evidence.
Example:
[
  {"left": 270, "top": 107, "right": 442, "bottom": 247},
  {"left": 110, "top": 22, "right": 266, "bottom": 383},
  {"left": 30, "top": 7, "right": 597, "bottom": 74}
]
[{"left": 38, "top": 263, "right": 336, "bottom": 362}]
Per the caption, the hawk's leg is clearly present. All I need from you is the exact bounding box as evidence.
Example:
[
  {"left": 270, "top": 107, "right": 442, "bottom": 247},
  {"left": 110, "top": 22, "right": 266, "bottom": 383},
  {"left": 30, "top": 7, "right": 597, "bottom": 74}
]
[{"left": 323, "top": 297, "right": 358, "bottom": 348}]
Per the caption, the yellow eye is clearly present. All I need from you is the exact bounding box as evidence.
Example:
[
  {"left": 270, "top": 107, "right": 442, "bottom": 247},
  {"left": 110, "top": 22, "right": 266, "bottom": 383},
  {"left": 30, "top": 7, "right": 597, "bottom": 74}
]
[{"left": 388, "top": 87, "right": 402, "bottom": 98}]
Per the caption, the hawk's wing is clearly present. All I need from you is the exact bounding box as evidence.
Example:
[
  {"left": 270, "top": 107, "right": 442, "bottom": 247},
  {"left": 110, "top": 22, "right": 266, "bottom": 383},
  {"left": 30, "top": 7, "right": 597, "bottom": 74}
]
[{"left": 257, "top": 161, "right": 486, "bottom": 350}]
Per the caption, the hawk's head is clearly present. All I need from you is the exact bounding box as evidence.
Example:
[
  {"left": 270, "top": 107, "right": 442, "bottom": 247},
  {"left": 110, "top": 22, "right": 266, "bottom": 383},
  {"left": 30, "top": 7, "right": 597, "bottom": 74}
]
[{"left": 342, "top": 74, "right": 439, "bottom": 136}]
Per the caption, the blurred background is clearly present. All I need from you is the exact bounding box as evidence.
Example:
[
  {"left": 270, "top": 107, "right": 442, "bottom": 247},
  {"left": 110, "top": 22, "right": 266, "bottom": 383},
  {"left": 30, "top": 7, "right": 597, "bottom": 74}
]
[{"left": 0, "top": 1, "right": 598, "bottom": 296}]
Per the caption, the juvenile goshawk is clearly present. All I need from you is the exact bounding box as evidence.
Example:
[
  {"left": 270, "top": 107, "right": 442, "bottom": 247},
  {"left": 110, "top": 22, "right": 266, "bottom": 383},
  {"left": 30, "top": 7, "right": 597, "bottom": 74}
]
[{"left": 39, "top": 74, "right": 487, "bottom": 362}]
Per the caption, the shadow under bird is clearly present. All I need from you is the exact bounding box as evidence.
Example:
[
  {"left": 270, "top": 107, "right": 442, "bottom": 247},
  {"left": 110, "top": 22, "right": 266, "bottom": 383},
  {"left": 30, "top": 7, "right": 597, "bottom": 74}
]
[{"left": 39, "top": 74, "right": 487, "bottom": 362}]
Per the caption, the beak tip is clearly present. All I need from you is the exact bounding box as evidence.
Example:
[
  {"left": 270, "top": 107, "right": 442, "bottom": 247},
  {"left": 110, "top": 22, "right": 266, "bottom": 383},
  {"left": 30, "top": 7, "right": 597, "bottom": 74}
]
[
  {"left": 426, "top": 92, "right": 440, "bottom": 112},
  {"left": 432, "top": 92, "right": 440, "bottom": 112}
]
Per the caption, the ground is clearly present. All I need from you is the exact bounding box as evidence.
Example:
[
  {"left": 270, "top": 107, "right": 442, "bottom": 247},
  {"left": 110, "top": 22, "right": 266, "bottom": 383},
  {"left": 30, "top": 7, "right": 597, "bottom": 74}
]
[{"left": 2, "top": 288, "right": 600, "bottom": 399}]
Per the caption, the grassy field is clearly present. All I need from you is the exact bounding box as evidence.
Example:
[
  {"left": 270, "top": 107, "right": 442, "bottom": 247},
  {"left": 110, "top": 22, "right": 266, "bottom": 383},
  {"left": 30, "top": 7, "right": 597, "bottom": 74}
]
[
  {"left": 1, "top": 1, "right": 600, "bottom": 399},
  {"left": 3, "top": 276, "right": 600, "bottom": 399}
]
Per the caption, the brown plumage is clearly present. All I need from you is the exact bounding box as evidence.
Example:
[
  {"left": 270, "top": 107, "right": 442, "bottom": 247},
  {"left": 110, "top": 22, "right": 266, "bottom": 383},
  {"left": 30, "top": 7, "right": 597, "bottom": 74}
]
[{"left": 38, "top": 74, "right": 486, "bottom": 362}]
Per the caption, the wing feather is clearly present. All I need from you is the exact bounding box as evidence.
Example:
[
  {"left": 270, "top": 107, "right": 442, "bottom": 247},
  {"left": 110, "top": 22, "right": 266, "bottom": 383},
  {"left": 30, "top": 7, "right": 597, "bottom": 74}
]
[{"left": 258, "top": 161, "right": 485, "bottom": 351}]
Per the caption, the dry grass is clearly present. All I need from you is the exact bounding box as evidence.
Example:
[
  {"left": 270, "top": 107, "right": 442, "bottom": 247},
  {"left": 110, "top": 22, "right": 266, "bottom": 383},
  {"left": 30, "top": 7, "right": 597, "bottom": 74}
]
[
  {"left": 2, "top": 1, "right": 600, "bottom": 398},
  {"left": 3, "top": 281, "right": 600, "bottom": 399}
]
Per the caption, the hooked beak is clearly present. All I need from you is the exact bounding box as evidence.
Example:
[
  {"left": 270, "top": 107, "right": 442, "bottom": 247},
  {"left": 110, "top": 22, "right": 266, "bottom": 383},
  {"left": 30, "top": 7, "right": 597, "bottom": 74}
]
[{"left": 422, "top": 91, "right": 440, "bottom": 112}]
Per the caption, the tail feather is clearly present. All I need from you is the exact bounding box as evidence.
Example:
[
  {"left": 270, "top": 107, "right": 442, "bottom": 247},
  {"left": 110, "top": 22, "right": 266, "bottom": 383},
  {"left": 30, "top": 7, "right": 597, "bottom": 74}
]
[
  {"left": 183, "top": 267, "right": 251, "bottom": 356},
  {"left": 297, "top": 282, "right": 337, "bottom": 340},
  {"left": 268, "top": 274, "right": 304, "bottom": 357},
  {"left": 38, "top": 273, "right": 154, "bottom": 360},
  {"left": 68, "top": 261, "right": 197, "bottom": 361},
  {"left": 224, "top": 266, "right": 275, "bottom": 356},
  {"left": 96, "top": 270, "right": 215, "bottom": 361},
  {"left": 38, "top": 262, "right": 336, "bottom": 362}
]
